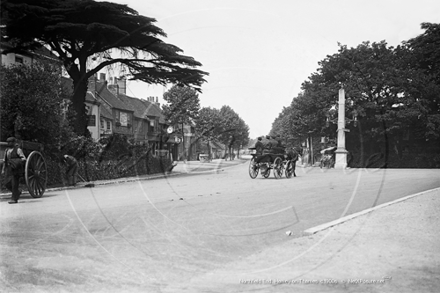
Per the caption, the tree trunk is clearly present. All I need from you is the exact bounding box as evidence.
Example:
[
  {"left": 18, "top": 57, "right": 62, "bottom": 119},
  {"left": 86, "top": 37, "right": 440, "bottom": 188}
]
[{"left": 72, "top": 78, "right": 89, "bottom": 136}]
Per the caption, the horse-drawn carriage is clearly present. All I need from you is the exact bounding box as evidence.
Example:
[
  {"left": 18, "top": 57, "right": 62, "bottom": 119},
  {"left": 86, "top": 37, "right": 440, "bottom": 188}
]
[
  {"left": 248, "top": 140, "right": 299, "bottom": 179},
  {"left": 0, "top": 139, "right": 48, "bottom": 198}
]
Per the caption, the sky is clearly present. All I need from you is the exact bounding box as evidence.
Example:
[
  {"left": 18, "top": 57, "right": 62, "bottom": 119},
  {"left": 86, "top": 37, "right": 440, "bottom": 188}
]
[{"left": 103, "top": 0, "right": 440, "bottom": 138}]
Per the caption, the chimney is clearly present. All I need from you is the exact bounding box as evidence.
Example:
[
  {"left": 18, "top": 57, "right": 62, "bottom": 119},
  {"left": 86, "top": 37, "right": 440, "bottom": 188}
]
[
  {"left": 116, "top": 77, "right": 126, "bottom": 95},
  {"left": 88, "top": 74, "right": 98, "bottom": 92},
  {"left": 108, "top": 82, "right": 119, "bottom": 97}
]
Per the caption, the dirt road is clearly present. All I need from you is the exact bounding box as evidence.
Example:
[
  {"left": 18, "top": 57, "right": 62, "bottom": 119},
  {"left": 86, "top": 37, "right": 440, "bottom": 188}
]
[{"left": 1, "top": 162, "right": 439, "bottom": 292}]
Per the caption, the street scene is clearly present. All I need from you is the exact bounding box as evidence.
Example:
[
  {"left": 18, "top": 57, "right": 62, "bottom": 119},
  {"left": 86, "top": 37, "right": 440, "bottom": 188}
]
[
  {"left": 1, "top": 159, "right": 439, "bottom": 292},
  {"left": 1, "top": 0, "right": 440, "bottom": 292}
]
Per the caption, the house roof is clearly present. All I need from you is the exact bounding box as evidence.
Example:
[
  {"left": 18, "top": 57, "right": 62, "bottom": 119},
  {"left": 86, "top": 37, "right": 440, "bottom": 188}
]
[
  {"left": 1, "top": 40, "right": 60, "bottom": 63},
  {"left": 118, "top": 93, "right": 166, "bottom": 124},
  {"left": 117, "top": 94, "right": 148, "bottom": 120},
  {"left": 141, "top": 99, "right": 166, "bottom": 124},
  {"left": 62, "top": 78, "right": 167, "bottom": 123},
  {"left": 85, "top": 91, "right": 100, "bottom": 105},
  {"left": 93, "top": 81, "right": 133, "bottom": 112},
  {"left": 100, "top": 104, "right": 113, "bottom": 120}
]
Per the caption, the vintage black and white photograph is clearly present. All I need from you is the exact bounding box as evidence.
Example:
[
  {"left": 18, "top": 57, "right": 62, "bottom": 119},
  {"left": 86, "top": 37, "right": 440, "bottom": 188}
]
[{"left": 1, "top": 0, "right": 439, "bottom": 292}]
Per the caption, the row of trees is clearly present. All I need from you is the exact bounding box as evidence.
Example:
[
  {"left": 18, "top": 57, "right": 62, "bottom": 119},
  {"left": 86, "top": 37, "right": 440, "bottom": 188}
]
[
  {"left": 269, "top": 23, "right": 440, "bottom": 168},
  {"left": 162, "top": 85, "right": 250, "bottom": 158}
]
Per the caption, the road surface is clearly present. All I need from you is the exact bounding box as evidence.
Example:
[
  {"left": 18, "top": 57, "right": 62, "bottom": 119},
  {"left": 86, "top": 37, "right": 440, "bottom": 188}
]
[{"left": 1, "top": 162, "right": 439, "bottom": 292}]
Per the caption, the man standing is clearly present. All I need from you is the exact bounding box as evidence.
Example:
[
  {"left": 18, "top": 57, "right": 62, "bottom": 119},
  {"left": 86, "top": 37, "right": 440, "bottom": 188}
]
[
  {"left": 1, "top": 137, "right": 26, "bottom": 204},
  {"left": 63, "top": 155, "right": 78, "bottom": 186}
]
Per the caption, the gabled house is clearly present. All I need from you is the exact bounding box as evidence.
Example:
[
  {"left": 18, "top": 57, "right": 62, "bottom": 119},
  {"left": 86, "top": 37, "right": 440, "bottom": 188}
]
[
  {"left": 88, "top": 74, "right": 181, "bottom": 159},
  {"left": 89, "top": 74, "right": 134, "bottom": 140}
]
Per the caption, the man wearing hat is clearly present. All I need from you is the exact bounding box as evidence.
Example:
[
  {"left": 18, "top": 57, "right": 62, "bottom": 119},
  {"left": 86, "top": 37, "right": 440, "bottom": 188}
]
[
  {"left": 63, "top": 154, "right": 78, "bottom": 186},
  {"left": 254, "top": 136, "right": 264, "bottom": 156},
  {"left": 1, "top": 137, "right": 26, "bottom": 204}
]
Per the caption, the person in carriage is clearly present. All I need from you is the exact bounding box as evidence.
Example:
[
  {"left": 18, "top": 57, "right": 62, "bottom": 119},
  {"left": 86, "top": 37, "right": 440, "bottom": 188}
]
[{"left": 255, "top": 135, "right": 281, "bottom": 163}]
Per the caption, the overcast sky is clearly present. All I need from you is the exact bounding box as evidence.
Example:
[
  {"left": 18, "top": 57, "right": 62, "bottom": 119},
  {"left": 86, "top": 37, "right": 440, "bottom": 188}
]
[{"left": 106, "top": 0, "right": 440, "bottom": 138}]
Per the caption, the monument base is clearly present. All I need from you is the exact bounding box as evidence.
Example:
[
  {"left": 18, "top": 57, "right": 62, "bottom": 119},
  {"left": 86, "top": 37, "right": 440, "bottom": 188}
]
[{"left": 334, "top": 149, "right": 348, "bottom": 169}]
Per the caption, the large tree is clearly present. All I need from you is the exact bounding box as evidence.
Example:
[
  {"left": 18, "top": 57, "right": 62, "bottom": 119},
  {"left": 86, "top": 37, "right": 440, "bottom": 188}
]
[
  {"left": 1, "top": 0, "right": 208, "bottom": 135},
  {"left": 162, "top": 85, "right": 200, "bottom": 159},
  {"left": 0, "top": 62, "right": 74, "bottom": 153},
  {"left": 404, "top": 22, "right": 440, "bottom": 140},
  {"left": 218, "top": 105, "right": 250, "bottom": 156},
  {"left": 271, "top": 25, "right": 440, "bottom": 167}
]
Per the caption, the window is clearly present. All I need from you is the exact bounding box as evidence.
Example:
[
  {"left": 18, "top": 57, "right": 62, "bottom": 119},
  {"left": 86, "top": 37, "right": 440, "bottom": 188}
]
[
  {"left": 100, "top": 119, "right": 105, "bottom": 129},
  {"left": 15, "top": 56, "right": 23, "bottom": 64},
  {"left": 107, "top": 121, "right": 111, "bottom": 129},
  {"left": 120, "top": 112, "right": 128, "bottom": 126},
  {"left": 149, "top": 120, "right": 155, "bottom": 132},
  {"left": 88, "top": 115, "right": 96, "bottom": 126}
]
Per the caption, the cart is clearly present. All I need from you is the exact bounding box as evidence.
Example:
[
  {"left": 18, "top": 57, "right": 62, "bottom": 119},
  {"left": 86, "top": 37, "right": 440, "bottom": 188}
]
[
  {"left": 248, "top": 147, "right": 298, "bottom": 179},
  {"left": 0, "top": 140, "right": 47, "bottom": 198},
  {"left": 248, "top": 152, "right": 284, "bottom": 179}
]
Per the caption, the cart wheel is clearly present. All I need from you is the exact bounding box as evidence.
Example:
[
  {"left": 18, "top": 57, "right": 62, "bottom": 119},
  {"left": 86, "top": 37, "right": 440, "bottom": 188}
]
[
  {"left": 25, "top": 151, "right": 47, "bottom": 198},
  {"left": 248, "top": 157, "right": 259, "bottom": 179},
  {"left": 273, "top": 157, "right": 284, "bottom": 179},
  {"left": 285, "top": 161, "right": 293, "bottom": 178}
]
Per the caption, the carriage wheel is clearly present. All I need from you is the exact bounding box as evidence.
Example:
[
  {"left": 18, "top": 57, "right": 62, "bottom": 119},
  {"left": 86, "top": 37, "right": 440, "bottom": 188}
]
[
  {"left": 285, "top": 161, "right": 294, "bottom": 178},
  {"left": 273, "top": 157, "right": 284, "bottom": 179},
  {"left": 25, "top": 151, "right": 47, "bottom": 198},
  {"left": 248, "top": 158, "right": 259, "bottom": 179}
]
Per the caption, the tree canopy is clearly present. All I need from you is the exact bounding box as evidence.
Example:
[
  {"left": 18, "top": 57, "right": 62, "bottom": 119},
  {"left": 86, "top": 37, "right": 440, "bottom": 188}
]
[
  {"left": 270, "top": 23, "right": 440, "bottom": 167},
  {"left": 218, "top": 105, "right": 250, "bottom": 150},
  {"left": 0, "top": 62, "right": 74, "bottom": 153},
  {"left": 1, "top": 0, "right": 208, "bottom": 135},
  {"left": 162, "top": 85, "right": 200, "bottom": 126}
]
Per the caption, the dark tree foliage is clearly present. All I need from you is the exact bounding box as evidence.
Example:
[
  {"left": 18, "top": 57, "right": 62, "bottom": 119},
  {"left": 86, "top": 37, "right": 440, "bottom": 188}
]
[
  {"left": 1, "top": 0, "right": 208, "bottom": 135},
  {"left": 162, "top": 85, "right": 200, "bottom": 159},
  {"left": 218, "top": 105, "right": 250, "bottom": 151},
  {"left": 162, "top": 85, "right": 200, "bottom": 126},
  {"left": 0, "top": 62, "right": 74, "bottom": 154},
  {"left": 196, "top": 107, "right": 223, "bottom": 140},
  {"left": 404, "top": 23, "right": 440, "bottom": 140},
  {"left": 270, "top": 23, "right": 440, "bottom": 167}
]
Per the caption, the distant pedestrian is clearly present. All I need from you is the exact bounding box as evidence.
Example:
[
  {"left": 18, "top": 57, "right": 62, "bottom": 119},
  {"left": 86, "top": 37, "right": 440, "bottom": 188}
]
[
  {"left": 63, "top": 155, "right": 78, "bottom": 186},
  {"left": 1, "top": 137, "right": 26, "bottom": 204}
]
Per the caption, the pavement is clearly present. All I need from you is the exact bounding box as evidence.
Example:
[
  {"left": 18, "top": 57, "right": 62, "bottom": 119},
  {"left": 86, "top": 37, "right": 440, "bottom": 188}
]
[
  {"left": 181, "top": 186, "right": 440, "bottom": 293},
  {"left": 0, "top": 158, "right": 249, "bottom": 197},
  {"left": 1, "top": 158, "right": 439, "bottom": 292}
]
